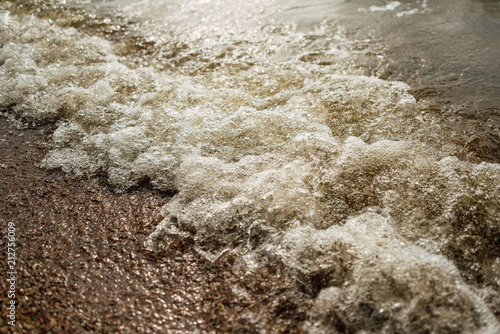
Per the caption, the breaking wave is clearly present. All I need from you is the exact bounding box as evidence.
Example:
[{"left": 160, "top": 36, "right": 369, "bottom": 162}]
[{"left": 1, "top": 4, "right": 499, "bottom": 332}]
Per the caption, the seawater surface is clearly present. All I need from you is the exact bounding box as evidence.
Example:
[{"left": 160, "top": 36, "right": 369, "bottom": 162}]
[{"left": 1, "top": 0, "right": 500, "bottom": 332}]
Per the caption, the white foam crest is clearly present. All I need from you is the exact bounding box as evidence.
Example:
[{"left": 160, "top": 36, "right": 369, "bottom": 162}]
[
  {"left": 279, "top": 212, "right": 500, "bottom": 333},
  {"left": 1, "top": 12, "right": 419, "bottom": 181},
  {"left": 2, "top": 9, "right": 500, "bottom": 331},
  {"left": 368, "top": 1, "right": 402, "bottom": 12}
]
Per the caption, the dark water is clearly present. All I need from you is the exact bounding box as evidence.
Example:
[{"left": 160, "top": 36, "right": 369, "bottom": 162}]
[
  {"left": 344, "top": 0, "right": 500, "bottom": 162},
  {"left": 1, "top": 0, "right": 500, "bottom": 332}
]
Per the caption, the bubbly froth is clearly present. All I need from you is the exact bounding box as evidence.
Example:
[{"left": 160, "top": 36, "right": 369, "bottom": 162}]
[{"left": 1, "top": 3, "right": 499, "bottom": 332}]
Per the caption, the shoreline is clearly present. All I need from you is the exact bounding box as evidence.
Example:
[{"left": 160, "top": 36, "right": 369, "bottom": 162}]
[{"left": 0, "top": 117, "right": 306, "bottom": 333}]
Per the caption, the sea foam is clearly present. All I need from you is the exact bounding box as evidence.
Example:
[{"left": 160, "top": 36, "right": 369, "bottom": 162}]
[{"left": 1, "top": 8, "right": 499, "bottom": 332}]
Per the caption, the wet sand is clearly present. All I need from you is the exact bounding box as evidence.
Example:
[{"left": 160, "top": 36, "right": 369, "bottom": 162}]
[{"left": 0, "top": 117, "right": 307, "bottom": 333}]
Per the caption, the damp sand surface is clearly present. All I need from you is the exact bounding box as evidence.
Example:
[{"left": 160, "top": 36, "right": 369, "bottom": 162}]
[{"left": 0, "top": 118, "right": 308, "bottom": 333}]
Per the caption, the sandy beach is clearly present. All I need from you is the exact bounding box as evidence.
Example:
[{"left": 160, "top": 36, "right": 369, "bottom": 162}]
[{"left": 0, "top": 117, "right": 307, "bottom": 333}]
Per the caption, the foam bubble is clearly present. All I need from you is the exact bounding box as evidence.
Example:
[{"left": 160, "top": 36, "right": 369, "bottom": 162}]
[
  {"left": 287, "top": 212, "right": 499, "bottom": 333},
  {"left": 369, "top": 1, "right": 402, "bottom": 12}
]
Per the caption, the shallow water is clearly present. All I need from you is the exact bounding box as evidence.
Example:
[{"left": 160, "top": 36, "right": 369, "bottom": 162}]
[{"left": 1, "top": 0, "right": 500, "bottom": 332}]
